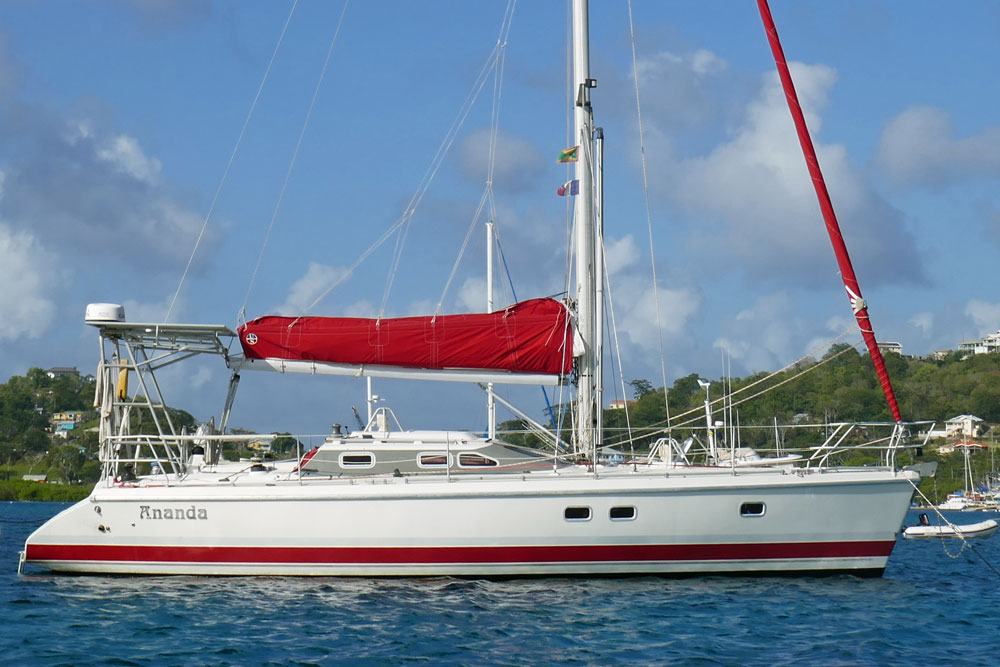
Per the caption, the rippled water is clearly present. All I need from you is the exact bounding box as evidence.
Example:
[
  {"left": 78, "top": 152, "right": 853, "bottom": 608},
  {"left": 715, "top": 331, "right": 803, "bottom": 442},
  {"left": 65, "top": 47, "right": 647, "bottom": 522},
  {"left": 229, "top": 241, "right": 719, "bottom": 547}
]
[{"left": 3, "top": 501, "right": 999, "bottom": 665}]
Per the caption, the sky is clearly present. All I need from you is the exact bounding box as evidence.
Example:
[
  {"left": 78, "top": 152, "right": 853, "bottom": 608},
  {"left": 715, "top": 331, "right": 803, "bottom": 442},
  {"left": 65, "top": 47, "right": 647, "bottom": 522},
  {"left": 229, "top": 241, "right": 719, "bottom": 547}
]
[{"left": 1, "top": 1, "right": 999, "bottom": 435}]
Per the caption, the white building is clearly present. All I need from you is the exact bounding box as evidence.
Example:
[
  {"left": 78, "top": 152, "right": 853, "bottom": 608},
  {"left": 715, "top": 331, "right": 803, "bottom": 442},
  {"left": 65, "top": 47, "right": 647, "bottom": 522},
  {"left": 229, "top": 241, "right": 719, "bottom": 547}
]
[
  {"left": 944, "top": 414, "right": 985, "bottom": 438},
  {"left": 959, "top": 330, "right": 1000, "bottom": 355},
  {"left": 878, "top": 341, "right": 903, "bottom": 355}
]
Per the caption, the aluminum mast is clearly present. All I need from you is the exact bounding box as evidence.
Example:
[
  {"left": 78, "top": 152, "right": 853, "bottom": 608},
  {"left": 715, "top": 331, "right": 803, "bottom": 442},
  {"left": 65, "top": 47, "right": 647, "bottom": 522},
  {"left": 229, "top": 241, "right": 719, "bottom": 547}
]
[{"left": 572, "top": 0, "right": 599, "bottom": 456}]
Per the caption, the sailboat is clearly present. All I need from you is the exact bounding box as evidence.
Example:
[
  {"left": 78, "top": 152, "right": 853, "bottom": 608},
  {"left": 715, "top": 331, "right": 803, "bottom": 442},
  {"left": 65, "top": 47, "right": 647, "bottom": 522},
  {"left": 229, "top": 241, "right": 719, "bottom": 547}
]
[{"left": 21, "top": 1, "right": 922, "bottom": 577}]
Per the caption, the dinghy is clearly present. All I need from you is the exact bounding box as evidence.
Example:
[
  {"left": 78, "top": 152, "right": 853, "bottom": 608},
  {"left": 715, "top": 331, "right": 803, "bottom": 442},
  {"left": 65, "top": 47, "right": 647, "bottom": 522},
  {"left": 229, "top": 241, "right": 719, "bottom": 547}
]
[{"left": 903, "top": 515, "right": 998, "bottom": 540}]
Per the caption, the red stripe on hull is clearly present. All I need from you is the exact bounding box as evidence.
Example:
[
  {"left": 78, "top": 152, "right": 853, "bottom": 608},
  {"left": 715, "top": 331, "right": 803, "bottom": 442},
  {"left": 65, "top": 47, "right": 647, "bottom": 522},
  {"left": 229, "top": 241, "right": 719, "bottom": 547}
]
[{"left": 26, "top": 541, "right": 894, "bottom": 565}]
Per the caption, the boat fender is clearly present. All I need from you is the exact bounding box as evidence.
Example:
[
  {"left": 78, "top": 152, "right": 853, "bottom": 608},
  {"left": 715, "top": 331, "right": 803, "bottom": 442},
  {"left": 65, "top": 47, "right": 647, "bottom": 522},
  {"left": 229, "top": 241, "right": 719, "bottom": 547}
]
[{"left": 117, "top": 369, "right": 129, "bottom": 400}]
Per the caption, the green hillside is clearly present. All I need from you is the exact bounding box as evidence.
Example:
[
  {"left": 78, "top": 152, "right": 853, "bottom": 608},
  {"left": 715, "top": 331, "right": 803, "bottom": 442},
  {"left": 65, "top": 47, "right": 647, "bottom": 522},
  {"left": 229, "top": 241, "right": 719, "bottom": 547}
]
[{"left": 4, "top": 349, "right": 999, "bottom": 503}]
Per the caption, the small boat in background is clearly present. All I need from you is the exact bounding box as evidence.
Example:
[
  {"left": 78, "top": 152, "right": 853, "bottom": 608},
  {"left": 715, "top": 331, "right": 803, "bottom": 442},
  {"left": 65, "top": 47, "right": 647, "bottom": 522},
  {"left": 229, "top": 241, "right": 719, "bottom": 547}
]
[{"left": 903, "top": 514, "right": 998, "bottom": 540}]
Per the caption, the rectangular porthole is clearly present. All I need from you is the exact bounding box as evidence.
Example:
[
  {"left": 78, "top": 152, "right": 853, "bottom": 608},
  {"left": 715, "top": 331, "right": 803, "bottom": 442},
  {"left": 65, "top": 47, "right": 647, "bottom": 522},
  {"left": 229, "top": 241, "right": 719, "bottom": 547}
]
[
  {"left": 610, "top": 506, "right": 636, "bottom": 521},
  {"left": 340, "top": 453, "right": 375, "bottom": 468},
  {"left": 564, "top": 506, "right": 592, "bottom": 521},
  {"left": 740, "top": 502, "right": 766, "bottom": 517}
]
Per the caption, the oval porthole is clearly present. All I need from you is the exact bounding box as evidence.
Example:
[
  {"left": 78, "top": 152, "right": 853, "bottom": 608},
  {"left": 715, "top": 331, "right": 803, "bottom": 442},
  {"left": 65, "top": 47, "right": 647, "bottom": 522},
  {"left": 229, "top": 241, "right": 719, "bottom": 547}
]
[
  {"left": 564, "top": 506, "right": 592, "bottom": 521},
  {"left": 610, "top": 506, "right": 636, "bottom": 521},
  {"left": 740, "top": 502, "right": 766, "bottom": 517},
  {"left": 418, "top": 453, "right": 449, "bottom": 468},
  {"left": 458, "top": 453, "right": 498, "bottom": 468}
]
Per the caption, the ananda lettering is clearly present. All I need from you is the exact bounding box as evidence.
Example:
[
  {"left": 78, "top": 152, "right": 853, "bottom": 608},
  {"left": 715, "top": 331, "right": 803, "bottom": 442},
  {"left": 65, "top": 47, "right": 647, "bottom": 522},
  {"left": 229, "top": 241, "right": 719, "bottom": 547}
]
[{"left": 139, "top": 505, "right": 208, "bottom": 520}]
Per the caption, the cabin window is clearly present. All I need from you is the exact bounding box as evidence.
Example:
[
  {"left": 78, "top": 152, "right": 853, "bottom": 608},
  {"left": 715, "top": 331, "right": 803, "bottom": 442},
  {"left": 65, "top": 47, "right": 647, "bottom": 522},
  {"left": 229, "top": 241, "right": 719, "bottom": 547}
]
[
  {"left": 418, "top": 453, "right": 450, "bottom": 468},
  {"left": 740, "top": 502, "right": 766, "bottom": 517},
  {"left": 610, "top": 506, "right": 636, "bottom": 521},
  {"left": 340, "top": 453, "right": 375, "bottom": 468},
  {"left": 458, "top": 453, "right": 498, "bottom": 468},
  {"left": 564, "top": 506, "right": 591, "bottom": 521}
]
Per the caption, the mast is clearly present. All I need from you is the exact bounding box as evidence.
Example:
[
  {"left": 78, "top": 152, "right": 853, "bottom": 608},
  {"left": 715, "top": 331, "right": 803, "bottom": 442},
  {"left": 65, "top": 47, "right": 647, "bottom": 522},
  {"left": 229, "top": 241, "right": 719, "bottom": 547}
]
[
  {"left": 572, "top": 0, "right": 599, "bottom": 455},
  {"left": 486, "top": 221, "right": 496, "bottom": 440}
]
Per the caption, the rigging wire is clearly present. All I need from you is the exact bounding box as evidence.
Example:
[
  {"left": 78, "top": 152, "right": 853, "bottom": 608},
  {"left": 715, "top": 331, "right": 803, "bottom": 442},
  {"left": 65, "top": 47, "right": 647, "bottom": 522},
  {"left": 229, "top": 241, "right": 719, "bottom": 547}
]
[
  {"left": 166, "top": 0, "right": 301, "bottom": 325},
  {"left": 906, "top": 480, "right": 1000, "bottom": 579},
  {"left": 626, "top": 0, "right": 672, "bottom": 429},
  {"left": 601, "top": 234, "right": 636, "bottom": 457},
  {"left": 435, "top": 0, "right": 517, "bottom": 318},
  {"left": 241, "top": 0, "right": 351, "bottom": 323},
  {"left": 299, "top": 40, "right": 506, "bottom": 320},
  {"left": 603, "top": 328, "right": 861, "bottom": 448}
]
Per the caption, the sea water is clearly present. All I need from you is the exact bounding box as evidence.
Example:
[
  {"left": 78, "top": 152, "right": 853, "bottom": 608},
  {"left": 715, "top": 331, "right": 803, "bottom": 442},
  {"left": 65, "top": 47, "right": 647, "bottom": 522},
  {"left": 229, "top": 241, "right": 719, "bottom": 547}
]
[{"left": 3, "top": 501, "right": 999, "bottom": 666}]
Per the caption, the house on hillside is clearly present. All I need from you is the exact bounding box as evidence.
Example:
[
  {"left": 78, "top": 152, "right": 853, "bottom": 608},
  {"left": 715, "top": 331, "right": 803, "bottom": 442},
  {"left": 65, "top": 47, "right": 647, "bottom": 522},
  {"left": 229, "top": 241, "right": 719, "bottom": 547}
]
[
  {"left": 45, "top": 366, "right": 79, "bottom": 379},
  {"left": 958, "top": 331, "right": 1000, "bottom": 356},
  {"left": 938, "top": 440, "right": 988, "bottom": 455},
  {"left": 608, "top": 399, "right": 636, "bottom": 410},
  {"left": 945, "top": 415, "right": 985, "bottom": 438},
  {"left": 925, "top": 414, "right": 987, "bottom": 440},
  {"left": 51, "top": 411, "right": 86, "bottom": 424},
  {"left": 878, "top": 341, "right": 903, "bottom": 355}
]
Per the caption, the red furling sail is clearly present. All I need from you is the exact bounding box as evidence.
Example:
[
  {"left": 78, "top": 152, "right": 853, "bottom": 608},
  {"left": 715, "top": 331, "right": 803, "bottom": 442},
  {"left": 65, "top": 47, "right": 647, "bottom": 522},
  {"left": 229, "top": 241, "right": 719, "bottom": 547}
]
[
  {"left": 237, "top": 297, "right": 573, "bottom": 376},
  {"left": 757, "top": 0, "right": 902, "bottom": 422}
]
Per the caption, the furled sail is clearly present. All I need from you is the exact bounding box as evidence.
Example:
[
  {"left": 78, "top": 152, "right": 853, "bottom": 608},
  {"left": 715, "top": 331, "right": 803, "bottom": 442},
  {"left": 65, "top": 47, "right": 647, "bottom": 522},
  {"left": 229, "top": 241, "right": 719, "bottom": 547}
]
[
  {"left": 237, "top": 297, "right": 573, "bottom": 377},
  {"left": 757, "top": 0, "right": 902, "bottom": 422}
]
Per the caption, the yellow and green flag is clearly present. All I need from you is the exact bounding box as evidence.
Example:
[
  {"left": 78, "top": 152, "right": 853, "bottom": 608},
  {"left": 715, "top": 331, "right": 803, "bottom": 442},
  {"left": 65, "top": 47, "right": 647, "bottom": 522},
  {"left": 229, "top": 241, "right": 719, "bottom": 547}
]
[{"left": 557, "top": 145, "right": 579, "bottom": 163}]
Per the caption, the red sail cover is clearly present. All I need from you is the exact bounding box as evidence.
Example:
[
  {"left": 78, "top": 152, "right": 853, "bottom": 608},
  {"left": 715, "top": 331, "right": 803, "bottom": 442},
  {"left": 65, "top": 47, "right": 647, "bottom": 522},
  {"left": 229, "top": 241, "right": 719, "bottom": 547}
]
[{"left": 238, "top": 297, "right": 573, "bottom": 376}]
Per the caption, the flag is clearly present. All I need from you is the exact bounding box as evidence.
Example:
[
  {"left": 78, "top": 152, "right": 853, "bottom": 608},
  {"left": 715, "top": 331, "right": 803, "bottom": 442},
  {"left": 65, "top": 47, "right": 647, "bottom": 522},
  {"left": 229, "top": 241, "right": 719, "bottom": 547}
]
[
  {"left": 557, "top": 145, "right": 579, "bottom": 163},
  {"left": 557, "top": 179, "right": 580, "bottom": 196}
]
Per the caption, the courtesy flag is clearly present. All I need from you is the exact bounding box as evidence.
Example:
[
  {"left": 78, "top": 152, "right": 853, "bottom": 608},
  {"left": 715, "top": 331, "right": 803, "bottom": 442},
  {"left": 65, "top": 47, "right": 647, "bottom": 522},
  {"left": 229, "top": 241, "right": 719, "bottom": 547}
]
[
  {"left": 557, "top": 180, "right": 580, "bottom": 196},
  {"left": 557, "top": 146, "right": 579, "bottom": 163}
]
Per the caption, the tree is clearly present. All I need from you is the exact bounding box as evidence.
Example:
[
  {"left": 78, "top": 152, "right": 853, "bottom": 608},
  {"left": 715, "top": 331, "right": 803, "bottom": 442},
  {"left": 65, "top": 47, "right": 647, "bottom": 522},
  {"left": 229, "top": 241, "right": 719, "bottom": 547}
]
[{"left": 629, "top": 379, "right": 655, "bottom": 399}]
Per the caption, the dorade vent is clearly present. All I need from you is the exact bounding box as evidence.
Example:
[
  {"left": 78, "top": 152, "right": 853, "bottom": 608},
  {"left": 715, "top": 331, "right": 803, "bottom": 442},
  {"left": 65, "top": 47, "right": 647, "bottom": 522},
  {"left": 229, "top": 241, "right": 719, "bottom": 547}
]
[
  {"left": 740, "top": 502, "right": 766, "bottom": 517},
  {"left": 340, "top": 453, "right": 375, "bottom": 468},
  {"left": 418, "top": 453, "right": 449, "bottom": 468},
  {"left": 564, "top": 506, "right": 591, "bottom": 521},
  {"left": 610, "top": 506, "right": 636, "bottom": 521},
  {"left": 457, "top": 453, "right": 498, "bottom": 468}
]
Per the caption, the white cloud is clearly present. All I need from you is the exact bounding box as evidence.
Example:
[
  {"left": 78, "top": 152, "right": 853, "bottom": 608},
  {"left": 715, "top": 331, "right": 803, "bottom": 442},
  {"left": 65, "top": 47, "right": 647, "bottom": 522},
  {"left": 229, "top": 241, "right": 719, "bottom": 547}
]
[
  {"left": 122, "top": 294, "right": 177, "bottom": 323},
  {"left": 715, "top": 292, "right": 860, "bottom": 373},
  {"left": 640, "top": 60, "right": 923, "bottom": 288},
  {"left": 908, "top": 312, "right": 934, "bottom": 335},
  {"left": 457, "top": 276, "right": 488, "bottom": 313},
  {"left": 2, "top": 117, "right": 215, "bottom": 271},
  {"left": 190, "top": 366, "right": 213, "bottom": 390},
  {"left": 690, "top": 49, "right": 727, "bottom": 77},
  {"left": 456, "top": 128, "right": 544, "bottom": 192},
  {"left": 273, "top": 262, "right": 347, "bottom": 316},
  {"left": 876, "top": 106, "right": 1000, "bottom": 187},
  {"left": 964, "top": 299, "right": 1000, "bottom": 334},
  {"left": 613, "top": 276, "right": 701, "bottom": 351},
  {"left": 0, "top": 224, "right": 56, "bottom": 340},
  {"left": 96, "top": 134, "right": 162, "bottom": 184},
  {"left": 603, "top": 235, "right": 640, "bottom": 277},
  {"left": 631, "top": 49, "right": 731, "bottom": 132}
]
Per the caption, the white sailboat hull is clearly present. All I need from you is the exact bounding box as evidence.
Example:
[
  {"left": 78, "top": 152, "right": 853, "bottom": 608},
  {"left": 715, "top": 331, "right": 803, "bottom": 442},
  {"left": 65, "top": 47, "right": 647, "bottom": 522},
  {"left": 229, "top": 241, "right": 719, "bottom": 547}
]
[{"left": 24, "top": 468, "right": 916, "bottom": 576}]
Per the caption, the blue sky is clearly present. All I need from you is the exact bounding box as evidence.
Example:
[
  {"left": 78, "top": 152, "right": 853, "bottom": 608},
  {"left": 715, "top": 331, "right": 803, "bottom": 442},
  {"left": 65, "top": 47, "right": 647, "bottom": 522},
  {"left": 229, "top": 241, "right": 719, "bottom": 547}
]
[{"left": 1, "top": 1, "right": 999, "bottom": 434}]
